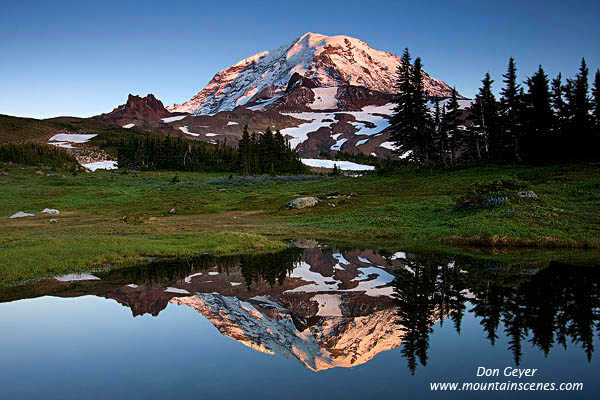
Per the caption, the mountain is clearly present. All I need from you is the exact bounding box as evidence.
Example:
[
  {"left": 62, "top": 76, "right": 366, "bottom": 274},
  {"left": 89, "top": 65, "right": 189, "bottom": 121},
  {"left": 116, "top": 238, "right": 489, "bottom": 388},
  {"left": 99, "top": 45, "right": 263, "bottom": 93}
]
[
  {"left": 93, "top": 34, "right": 470, "bottom": 159},
  {"left": 169, "top": 32, "right": 458, "bottom": 115},
  {"left": 101, "top": 93, "right": 187, "bottom": 130}
]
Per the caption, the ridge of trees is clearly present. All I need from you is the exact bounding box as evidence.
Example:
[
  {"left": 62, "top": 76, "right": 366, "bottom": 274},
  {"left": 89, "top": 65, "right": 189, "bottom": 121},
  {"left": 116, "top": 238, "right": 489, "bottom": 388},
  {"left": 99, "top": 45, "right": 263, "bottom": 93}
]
[
  {"left": 108, "top": 127, "right": 308, "bottom": 175},
  {"left": 390, "top": 49, "right": 600, "bottom": 166}
]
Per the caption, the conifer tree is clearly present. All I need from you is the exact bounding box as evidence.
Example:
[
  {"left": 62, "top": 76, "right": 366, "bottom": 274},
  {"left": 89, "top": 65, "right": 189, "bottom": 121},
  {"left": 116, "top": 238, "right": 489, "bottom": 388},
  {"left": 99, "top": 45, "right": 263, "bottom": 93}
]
[
  {"left": 441, "top": 87, "right": 462, "bottom": 164},
  {"left": 523, "top": 65, "right": 553, "bottom": 161},
  {"left": 567, "top": 58, "right": 593, "bottom": 158},
  {"left": 500, "top": 57, "right": 523, "bottom": 161},
  {"left": 238, "top": 125, "right": 251, "bottom": 175},
  {"left": 593, "top": 69, "right": 600, "bottom": 131},
  {"left": 431, "top": 97, "right": 446, "bottom": 165},
  {"left": 469, "top": 73, "right": 499, "bottom": 160},
  {"left": 390, "top": 49, "right": 433, "bottom": 167},
  {"left": 390, "top": 49, "right": 417, "bottom": 161},
  {"left": 412, "top": 57, "right": 434, "bottom": 167},
  {"left": 551, "top": 73, "right": 567, "bottom": 137}
]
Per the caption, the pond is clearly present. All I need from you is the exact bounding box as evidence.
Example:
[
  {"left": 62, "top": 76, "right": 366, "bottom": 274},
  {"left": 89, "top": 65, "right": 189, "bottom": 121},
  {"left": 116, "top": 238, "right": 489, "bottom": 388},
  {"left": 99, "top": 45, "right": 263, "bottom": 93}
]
[{"left": 0, "top": 246, "right": 598, "bottom": 399}]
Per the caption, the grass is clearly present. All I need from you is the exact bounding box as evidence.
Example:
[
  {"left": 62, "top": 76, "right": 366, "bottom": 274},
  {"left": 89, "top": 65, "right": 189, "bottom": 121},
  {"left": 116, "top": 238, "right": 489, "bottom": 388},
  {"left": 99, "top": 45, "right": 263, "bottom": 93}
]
[{"left": 1, "top": 162, "right": 599, "bottom": 284}]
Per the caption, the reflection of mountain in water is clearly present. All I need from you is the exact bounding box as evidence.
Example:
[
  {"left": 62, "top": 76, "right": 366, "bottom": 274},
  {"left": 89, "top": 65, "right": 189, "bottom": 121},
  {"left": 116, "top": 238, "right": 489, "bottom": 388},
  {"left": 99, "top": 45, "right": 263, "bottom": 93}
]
[
  {"left": 171, "top": 293, "right": 402, "bottom": 371},
  {"left": 167, "top": 248, "right": 404, "bottom": 371}
]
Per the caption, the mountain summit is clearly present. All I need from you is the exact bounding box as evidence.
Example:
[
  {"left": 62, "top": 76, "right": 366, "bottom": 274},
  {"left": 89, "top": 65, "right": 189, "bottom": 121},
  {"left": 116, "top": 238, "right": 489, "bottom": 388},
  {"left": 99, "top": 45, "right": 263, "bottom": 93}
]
[{"left": 169, "top": 32, "right": 457, "bottom": 114}]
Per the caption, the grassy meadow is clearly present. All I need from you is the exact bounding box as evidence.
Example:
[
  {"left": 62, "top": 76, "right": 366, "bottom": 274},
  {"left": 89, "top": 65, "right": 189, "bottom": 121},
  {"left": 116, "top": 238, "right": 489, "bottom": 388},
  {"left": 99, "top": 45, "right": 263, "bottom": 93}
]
[{"left": 1, "top": 161, "right": 599, "bottom": 284}]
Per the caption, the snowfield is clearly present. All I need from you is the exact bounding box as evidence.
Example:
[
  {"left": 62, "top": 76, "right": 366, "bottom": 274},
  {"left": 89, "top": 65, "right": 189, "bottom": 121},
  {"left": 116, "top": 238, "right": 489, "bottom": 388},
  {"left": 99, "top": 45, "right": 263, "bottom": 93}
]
[
  {"left": 348, "top": 103, "right": 394, "bottom": 135},
  {"left": 55, "top": 273, "right": 100, "bottom": 282},
  {"left": 178, "top": 126, "right": 200, "bottom": 136},
  {"left": 164, "top": 287, "right": 191, "bottom": 294},
  {"left": 313, "top": 294, "right": 343, "bottom": 316},
  {"left": 49, "top": 133, "right": 97, "bottom": 143},
  {"left": 161, "top": 115, "right": 187, "bottom": 123},
  {"left": 48, "top": 142, "right": 74, "bottom": 149},
  {"left": 379, "top": 141, "right": 398, "bottom": 150},
  {"left": 122, "top": 123, "right": 135, "bottom": 129},
  {"left": 82, "top": 161, "right": 118, "bottom": 171},
  {"left": 286, "top": 260, "right": 394, "bottom": 297},
  {"left": 309, "top": 87, "right": 338, "bottom": 110},
  {"left": 301, "top": 159, "right": 375, "bottom": 171},
  {"left": 184, "top": 272, "right": 203, "bottom": 283},
  {"left": 330, "top": 138, "right": 347, "bottom": 151},
  {"left": 246, "top": 96, "right": 281, "bottom": 111},
  {"left": 282, "top": 103, "right": 393, "bottom": 149}
]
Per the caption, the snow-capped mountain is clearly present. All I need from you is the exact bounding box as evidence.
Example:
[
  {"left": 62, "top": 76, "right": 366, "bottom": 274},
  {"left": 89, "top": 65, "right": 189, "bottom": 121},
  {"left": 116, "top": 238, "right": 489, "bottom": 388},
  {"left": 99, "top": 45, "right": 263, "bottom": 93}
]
[{"left": 169, "top": 32, "right": 457, "bottom": 115}]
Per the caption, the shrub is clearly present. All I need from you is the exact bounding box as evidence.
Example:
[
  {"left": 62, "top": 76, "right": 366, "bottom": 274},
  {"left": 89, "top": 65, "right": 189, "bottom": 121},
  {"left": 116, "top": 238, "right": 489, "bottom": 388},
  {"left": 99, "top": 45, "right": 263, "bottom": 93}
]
[{"left": 456, "top": 176, "right": 530, "bottom": 210}]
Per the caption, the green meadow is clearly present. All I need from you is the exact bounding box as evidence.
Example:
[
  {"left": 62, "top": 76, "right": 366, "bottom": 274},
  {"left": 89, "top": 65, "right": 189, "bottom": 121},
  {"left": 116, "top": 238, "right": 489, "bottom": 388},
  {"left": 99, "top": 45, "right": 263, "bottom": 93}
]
[{"left": 1, "top": 162, "right": 599, "bottom": 284}]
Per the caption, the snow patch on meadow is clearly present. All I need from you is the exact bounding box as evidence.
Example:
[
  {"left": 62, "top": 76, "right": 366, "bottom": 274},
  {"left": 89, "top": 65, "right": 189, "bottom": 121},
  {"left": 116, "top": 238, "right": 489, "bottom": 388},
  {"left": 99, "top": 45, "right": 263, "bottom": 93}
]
[
  {"left": 82, "top": 161, "right": 118, "bottom": 171},
  {"left": 49, "top": 142, "right": 75, "bottom": 149},
  {"left": 49, "top": 133, "right": 97, "bottom": 143},
  {"left": 55, "top": 273, "right": 100, "bottom": 282},
  {"left": 300, "top": 158, "right": 374, "bottom": 171}
]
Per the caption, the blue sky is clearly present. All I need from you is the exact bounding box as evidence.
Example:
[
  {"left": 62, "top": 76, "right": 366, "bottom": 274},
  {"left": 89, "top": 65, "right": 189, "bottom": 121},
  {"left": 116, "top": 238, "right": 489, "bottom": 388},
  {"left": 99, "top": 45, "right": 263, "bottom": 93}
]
[{"left": 1, "top": 0, "right": 598, "bottom": 119}]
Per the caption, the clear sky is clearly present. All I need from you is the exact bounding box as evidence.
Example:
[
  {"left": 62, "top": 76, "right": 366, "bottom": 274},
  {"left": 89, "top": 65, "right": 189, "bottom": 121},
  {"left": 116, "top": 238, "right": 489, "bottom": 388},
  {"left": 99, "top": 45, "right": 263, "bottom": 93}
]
[{"left": 1, "top": 0, "right": 599, "bottom": 119}]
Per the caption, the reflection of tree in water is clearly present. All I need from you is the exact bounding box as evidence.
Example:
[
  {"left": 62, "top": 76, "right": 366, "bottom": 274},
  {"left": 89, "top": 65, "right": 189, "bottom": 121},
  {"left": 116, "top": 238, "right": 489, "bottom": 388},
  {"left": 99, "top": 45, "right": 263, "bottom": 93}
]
[
  {"left": 239, "top": 248, "right": 305, "bottom": 290},
  {"left": 97, "top": 248, "right": 304, "bottom": 288},
  {"left": 392, "top": 254, "right": 465, "bottom": 375},
  {"left": 393, "top": 256, "right": 600, "bottom": 373},
  {"left": 98, "top": 254, "right": 240, "bottom": 285}
]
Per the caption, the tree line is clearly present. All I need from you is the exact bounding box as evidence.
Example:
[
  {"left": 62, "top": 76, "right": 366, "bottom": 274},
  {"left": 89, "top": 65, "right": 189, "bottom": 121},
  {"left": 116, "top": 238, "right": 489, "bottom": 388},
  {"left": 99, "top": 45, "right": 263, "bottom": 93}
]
[
  {"left": 236, "top": 126, "right": 308, "bottom": 175},
  {"left": 107, "top": 127, "right": 308, "bottom": 175},
  {"left": 390, "top": 49, "right": 600, "bottom": 166},
  {"left": 0, "top": 142, "right": 79, "bottom": 169},
  {"left": 108, "top": 133, "right": 237, "bottom": 171}
]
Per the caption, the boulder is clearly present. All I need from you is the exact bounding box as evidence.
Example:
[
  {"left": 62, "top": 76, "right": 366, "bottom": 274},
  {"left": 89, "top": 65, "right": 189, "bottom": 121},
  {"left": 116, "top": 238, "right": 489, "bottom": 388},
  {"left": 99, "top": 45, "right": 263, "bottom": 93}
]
[
  {"left": 9, "top": 212, "right": 35, "bottom": 219},
  {"left": 169, "top": 208, "right": 176, "bottom": 214},
  {"left": 41, "top": 208, "right": 60, "bottom": 215},
  {"left": 287, "top": 197, "right": 319, "bottom": 209},
  {"left": 518, "top": 190, "right": 538, "bottom": 198}
]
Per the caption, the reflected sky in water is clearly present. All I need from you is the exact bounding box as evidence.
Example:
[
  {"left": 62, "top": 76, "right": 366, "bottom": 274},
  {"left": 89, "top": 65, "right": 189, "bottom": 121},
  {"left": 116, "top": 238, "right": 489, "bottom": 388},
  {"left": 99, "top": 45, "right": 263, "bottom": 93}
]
[{"left": 0, "top": 247, "right": 598, "bottom": 399}]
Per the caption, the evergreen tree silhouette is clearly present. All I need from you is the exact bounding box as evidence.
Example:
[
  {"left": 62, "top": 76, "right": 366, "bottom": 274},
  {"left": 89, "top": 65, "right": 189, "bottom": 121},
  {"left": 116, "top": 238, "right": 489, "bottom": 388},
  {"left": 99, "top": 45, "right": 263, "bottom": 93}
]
[{"left": 500, "top": 57, "right": 523, "bottom": 161}]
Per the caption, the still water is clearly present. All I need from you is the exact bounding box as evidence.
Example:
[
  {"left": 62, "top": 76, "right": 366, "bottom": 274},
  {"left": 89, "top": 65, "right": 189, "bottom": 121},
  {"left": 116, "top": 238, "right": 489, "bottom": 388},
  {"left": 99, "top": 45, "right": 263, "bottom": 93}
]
[{"left": 0, "top": 246, "right": 598, "bottom": 399}]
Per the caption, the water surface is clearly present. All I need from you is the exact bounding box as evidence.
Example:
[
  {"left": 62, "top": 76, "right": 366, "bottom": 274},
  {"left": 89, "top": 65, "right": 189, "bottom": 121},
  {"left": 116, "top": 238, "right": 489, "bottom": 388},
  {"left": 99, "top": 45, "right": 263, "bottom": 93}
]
[{"left": 1, "top": 247, "right": 598, "bottom": 399}]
